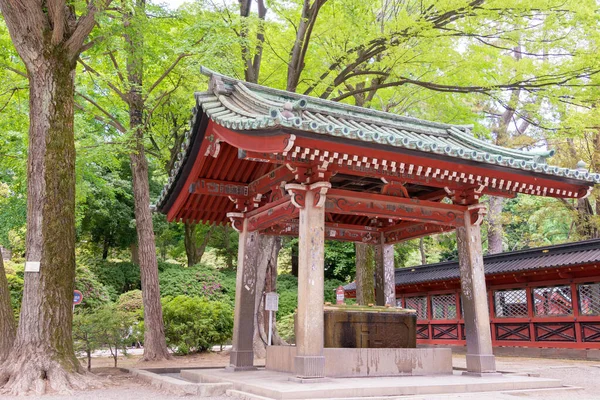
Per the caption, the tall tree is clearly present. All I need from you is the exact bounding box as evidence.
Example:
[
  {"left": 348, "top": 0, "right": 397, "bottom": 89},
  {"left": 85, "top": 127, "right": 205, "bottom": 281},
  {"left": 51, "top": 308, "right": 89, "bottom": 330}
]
[
  {"left": 0, "top": 0, "right": 109, "bottom": 393},
  {"left": 124, "top": 0, "right": 170, "bottom": 361},
  {"left": 0, "top": 253, "right": 15, "bottom": 361}
]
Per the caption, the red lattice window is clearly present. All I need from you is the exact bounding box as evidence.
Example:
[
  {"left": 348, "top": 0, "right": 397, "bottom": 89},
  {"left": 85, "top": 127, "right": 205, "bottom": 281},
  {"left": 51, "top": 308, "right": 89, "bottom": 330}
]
[
  {"left": 533, "top": 286, "right": 572, "bottom": 316},
  {"left": 405, "top": 296, "right": 428, "bottom": 320},
  {"left": 579, "top": 283, "right": 600, "bottom": 316},
  {"left": 432, "top": 294, "right": 457, "bottom": 320},
  {"left": 494, "top": 289, "right": 528, "bottom": 318}
]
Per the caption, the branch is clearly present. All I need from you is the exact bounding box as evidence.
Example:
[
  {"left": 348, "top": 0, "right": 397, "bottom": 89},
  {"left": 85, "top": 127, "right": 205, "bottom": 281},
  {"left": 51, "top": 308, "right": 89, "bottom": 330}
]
[
  {"left": 75, "top": 92, "right": 126, "bottom": 133},
  {"left": 66, "top": 0, "right": 114, "bottom": 58},
  {"left": 2, "top": 65, "right": 27, "bottom": 78},
  {"left": 146, "top": 53, "right": 190, "bottom": 97},
  {"left": 78, "top": 58, "right": 130, "bottom": 104},
  {"left": 48, "top": 0, "right": 67, "bottom": 46},
  {"left": 108, "top": 51, "right": 126, "bottom": 84},
  {"left": 331, "top": 69, "right": 600, "bottom": 101}
]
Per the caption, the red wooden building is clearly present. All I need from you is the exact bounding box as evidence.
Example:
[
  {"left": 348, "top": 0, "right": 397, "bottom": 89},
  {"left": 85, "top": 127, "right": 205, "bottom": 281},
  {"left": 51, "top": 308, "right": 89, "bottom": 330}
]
[
  {"left": 344, "top": 239, "right": 600, "bottom": 351},
  {"left": 157, "top": 68, "right": 599, "bottom": 377}
]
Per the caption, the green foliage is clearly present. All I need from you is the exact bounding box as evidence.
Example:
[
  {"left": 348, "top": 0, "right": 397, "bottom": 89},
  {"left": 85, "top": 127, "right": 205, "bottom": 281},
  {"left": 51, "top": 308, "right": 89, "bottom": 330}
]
[
  {"left": 75, "top": 265, "right": 112, "bottom": 309},
  {"left": 117, "top": 289, "right": 143, "bottom": 314},
  {"left": 73, "top": 304, "right": 138, "bottom": 368},
  {"left": 276, "top": 313, "right": 295, "bottom": 344},
  {"left": 72, "top": 309, "right": 103, "bottom": 370},
  {"left": 6, "top": 273, "right": 23, "bottom": 318},
  {"left": 90, "top": 260, "right": 141, "bottom": 300},
  {"left": 324, "top": 278, "right": 344, "bottom": 304},
  {"left": 162, "top": 295, "right": 233, "bottom": 354},
  {"left": 324, "top": 241, "right": 355, "bottom": 281},
  {"left": 159, "top": 264, "right": 228, "bottom": 302}
]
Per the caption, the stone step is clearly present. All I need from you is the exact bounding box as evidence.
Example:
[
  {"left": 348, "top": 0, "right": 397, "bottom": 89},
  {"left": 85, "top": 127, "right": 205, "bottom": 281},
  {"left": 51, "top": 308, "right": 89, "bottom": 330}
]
[
  {"left": 128, "top": 368, "right": 233, "bottom": 396},
  {"left": 227, "top": 389, "right": 276, "bottom": 400}
]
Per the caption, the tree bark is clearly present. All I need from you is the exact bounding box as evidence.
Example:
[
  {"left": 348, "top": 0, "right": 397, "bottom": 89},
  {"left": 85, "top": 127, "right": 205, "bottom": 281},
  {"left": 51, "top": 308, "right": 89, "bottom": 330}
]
[
  {"left": 184, "top": 222, "right": 215, "bottom": 267},
  {"left": 286, "top": 0, "right": 327, "bottom": 92},
  {"left": 125, "top": 0, "right": 170, "bottom": 361},
  {"left": 487, "top": 196, "right": 504, "bottom": 254},
  {"left": 184, "top": 222, "right": 199, "bottom": 267},
  {"left": 0, "top": 253, "right": 15, "bottom": 361},
  {"left": 0, "top": 52, "right": 93, "bottom": 394},
  {"left": 252, "top": 235, "right": 285, "bottom": 358},
  {"left": 355, "top": 243, "right": 375, "bottom": 305}
]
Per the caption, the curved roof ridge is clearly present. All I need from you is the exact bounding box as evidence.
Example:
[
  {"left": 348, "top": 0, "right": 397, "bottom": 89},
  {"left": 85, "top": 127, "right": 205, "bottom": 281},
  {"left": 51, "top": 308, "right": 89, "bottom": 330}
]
[
  {"left": 200, "top": 66, "right": 473, "bottom": 132},
  {"left": 447, "top": 127, "right": 554, "bottom": 162}
]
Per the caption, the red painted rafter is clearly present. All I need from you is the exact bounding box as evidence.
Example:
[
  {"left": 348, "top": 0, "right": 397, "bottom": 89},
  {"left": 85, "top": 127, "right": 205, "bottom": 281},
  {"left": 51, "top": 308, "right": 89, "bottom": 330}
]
[
  {"left": 238, "top": 139, "right": 586, "bottom": 199},
  {"left": 247, "top": 164, "right": 297, "bottom": 196}
]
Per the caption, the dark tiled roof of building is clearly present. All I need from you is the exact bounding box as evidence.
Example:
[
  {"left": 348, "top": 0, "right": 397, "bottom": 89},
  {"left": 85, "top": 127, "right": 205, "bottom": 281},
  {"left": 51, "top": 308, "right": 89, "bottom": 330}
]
[
  {"left": 344, "top": 239, "right": 600, "bottom": 290},
  {"left": 156, "top": 68, "right": 599, "bottom": 210}
]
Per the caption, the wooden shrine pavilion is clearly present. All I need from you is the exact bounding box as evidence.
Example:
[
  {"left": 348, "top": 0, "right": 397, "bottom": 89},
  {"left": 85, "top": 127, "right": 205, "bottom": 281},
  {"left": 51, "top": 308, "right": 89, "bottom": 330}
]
[{"left": 157, "top": 68, "right": 600, "bottom": 379}]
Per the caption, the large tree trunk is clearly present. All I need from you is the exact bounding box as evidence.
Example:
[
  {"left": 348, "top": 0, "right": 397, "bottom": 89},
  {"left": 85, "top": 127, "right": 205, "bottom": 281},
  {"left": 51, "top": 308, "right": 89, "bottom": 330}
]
[
  {"left": 184, "top": 222, "right": 199, "bottom": 267},
  {"left": 355, "top": 243, "right": 375, "bottom": 305},
  {"left": 252, "top": 235, "right": 285, "bottom": 358},
  {"left": 184, "top": 222, "right": 215, "bottom": 267},
  {"left": 0, "top": 56, "right": 93, "bottom": 394},
  {"left": 487, "top": 196, "right": 505, "bottom": 254},
  {"left": 0, "top": 253, "right": 15, "bottom": 361},
  {"left": 126, "top": 0, "right": 170, "bottom": 361}
]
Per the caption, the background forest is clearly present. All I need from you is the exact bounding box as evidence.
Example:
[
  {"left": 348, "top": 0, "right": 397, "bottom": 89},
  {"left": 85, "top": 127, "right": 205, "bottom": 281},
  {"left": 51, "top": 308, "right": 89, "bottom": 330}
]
[{"left": 1, "top": 0, "right": 599, "bottom": 365}]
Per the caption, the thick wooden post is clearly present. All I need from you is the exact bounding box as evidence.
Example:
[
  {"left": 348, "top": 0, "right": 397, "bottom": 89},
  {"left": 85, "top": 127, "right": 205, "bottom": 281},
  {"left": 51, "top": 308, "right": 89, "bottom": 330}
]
[
  {"left": 375, "top": 238, "right": 396, "bottom": 306},
  {"left": 287, "top": 182, "right": 329, "bottom": 379},
  {"left": 228, "top": 216, "right": 258, "bottom": 371},
  {"left": 456, "top": 208, "right": 496, "bottom": 375}
]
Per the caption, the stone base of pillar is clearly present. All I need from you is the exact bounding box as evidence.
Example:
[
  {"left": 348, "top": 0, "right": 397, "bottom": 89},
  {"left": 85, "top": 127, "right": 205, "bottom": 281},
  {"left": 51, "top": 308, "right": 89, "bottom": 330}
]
[
  {"left": 294, "top": 355, "right": 325, "bottom": 379},
  {"left": 228, "top": 350, "right": 256, "bottom": 371},
  {"left": 465, "top": 353, "right": 497, "bottom": 374}
]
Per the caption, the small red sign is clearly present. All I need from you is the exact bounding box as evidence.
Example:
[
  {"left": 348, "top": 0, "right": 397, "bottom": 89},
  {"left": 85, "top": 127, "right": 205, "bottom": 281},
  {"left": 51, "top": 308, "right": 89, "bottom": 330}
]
[
  {"left": 336, "top": 286, "right": 345, "bottom": 305},
  {"left": 73, "top": 290, "right": 83, "bottom": 305}
]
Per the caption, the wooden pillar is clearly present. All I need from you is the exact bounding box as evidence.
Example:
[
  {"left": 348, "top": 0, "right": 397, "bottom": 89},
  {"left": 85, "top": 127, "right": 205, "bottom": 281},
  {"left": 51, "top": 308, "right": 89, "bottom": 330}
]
[
  {"left": 456, "top": 207, "right": 497, "bottom": 375},
  {"left": 228, "top": 216, "right": 257, "bottom": 371},
  {"left": 287, "top": 182, "right": 329, "bottom": 379},
  {"left": 375, "top": 237, "right": 395, "bottom": 306}
]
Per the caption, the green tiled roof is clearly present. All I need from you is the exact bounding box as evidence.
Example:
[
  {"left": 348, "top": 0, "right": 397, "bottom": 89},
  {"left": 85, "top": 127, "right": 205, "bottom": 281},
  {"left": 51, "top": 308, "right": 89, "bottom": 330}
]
[{"left": 157, "top": 68, "right": 599, "bottom": 209}]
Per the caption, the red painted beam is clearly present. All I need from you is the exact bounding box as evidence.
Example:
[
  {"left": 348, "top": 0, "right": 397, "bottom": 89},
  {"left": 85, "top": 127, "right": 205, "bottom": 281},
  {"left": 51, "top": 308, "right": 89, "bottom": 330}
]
[
  {"left": 264, "top": 221, "right": 381, "bottom": 244},
  {"left": 245, "top": 196, "right": 298, "bottom": 231},
  {"left": 190, "top": 178, "right": 249, "bottom": 197},
  {"left": 384, "top": 222, "right": 455, "bottom": 244},
  {"left": 325, "top": 188, "right": 467, "bottom": 227}
]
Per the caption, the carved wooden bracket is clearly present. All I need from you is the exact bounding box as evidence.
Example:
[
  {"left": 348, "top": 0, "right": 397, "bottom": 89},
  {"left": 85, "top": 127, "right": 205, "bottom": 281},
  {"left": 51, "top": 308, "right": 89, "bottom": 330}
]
[
  {"left": 204, "top": 134, "right": 221, "bottom": 158},
  {"left": 226, "top": 212, "right": 245, "bottom": 232},
  {"left": 381, "top": 178, "right": 409, "bottom": 198},
  {"left": 445, "top": 185, "right": 485, "bottom": 205},
  {"left": 468, "top": 204, "right": 487, "bottom": 226},
  {"left": 285, "top": 181, "right": 331, "bottom": 209}
]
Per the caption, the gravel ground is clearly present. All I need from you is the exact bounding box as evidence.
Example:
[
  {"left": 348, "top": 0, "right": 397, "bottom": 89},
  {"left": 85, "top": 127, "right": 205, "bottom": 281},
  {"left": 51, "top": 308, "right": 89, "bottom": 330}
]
[{"left": 1, "top": 353, "right": 599, "bottom": 399}]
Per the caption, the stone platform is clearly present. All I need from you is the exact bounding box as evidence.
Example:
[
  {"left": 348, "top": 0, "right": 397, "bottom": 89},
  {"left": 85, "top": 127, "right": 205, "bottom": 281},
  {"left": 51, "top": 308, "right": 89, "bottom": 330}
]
[
  {"left": 180, "top": 368, "right": 564, "bottom": 400},
  {"left": 266, "top": 346, "right": 452, "bottom": 377}
]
